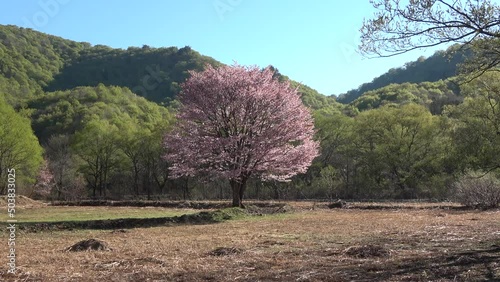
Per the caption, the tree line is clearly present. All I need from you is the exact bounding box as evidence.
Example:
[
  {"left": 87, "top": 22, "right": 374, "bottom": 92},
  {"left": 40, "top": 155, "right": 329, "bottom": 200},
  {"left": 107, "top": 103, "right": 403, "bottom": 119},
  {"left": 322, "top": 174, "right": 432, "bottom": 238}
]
[
  {"left": 1, "top": 8, "right": 499, "bottom": 205},
  {"left": 2, "top": 71, "right": 498, "bottom": 202}
]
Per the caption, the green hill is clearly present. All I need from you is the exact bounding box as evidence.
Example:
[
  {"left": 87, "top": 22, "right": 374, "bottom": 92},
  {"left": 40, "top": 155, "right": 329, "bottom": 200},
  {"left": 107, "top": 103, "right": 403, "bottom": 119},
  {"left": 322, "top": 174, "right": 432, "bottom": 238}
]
[
  {"left": 0, "top": 25, "right": 89, "bottom": 103},
  {"left": 44, "top": 45, "right": 221, "bottom": 105},
  {"left": 0, "top": 25, "right": 221, "bottom": 105},
  {"left": 0, "top": 24, "right": 337, "bottom": 110},
  {"left": 336, "top": 45, "right": 468, "bottom": 104}
]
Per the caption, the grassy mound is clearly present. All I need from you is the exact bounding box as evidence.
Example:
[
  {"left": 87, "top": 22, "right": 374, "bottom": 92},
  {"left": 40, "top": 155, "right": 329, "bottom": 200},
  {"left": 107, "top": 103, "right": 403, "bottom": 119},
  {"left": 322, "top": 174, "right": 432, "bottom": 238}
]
[
  {"left": 50, "top": 200, "right": 290, "bottom": 209},
  {"left": 65, "top": 239, "right": 112, "bottom": 252},
  {"left": 9, "top": 207, "right": 248, "bottom": 233},
  {"left": 0, "top": 195, "right": 45, "bottom": 208}
]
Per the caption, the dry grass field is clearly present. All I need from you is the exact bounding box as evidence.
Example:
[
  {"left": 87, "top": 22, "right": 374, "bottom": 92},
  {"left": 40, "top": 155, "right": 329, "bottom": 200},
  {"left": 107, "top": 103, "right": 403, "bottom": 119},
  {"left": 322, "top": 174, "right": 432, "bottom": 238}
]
[{"left": 1, "top": 202, "right": 499, "bottom": 281}]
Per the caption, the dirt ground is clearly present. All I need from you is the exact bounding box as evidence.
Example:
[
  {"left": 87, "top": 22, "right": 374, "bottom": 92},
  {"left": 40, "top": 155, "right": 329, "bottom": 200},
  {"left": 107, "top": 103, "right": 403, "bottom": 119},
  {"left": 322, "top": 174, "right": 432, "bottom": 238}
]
[{"left": 0, "top": 203, "right": 499, "bottom": 281}]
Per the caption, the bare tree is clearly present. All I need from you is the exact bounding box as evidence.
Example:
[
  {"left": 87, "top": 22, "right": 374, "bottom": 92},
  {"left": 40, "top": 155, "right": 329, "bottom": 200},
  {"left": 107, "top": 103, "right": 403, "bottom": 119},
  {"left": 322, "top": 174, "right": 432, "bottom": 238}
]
[
  {"left": 45, "top": 134, "right": 73, "bottom": 200},
  {"left": 360, "top": 0, "right": 500, "bottom": 75}
]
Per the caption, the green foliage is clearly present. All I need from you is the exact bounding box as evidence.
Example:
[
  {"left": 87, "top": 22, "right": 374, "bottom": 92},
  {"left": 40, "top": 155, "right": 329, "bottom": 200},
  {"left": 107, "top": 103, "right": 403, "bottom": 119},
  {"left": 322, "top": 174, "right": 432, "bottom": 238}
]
[
  {"left": 288, "top": 81, "right": 340, "bottom": 110},
  {"left": 0, "top": 97, "right": 43, "bottom": 193},
  {"left": 26, "top": 85, "right": 173, "bottom": 143},
  {"left": 0, "top": 24, "right": 333, "bottom": 110},
  {"left": 23, "top": 84, "right": 174, "bottom": 198},
  {"left": 314, "top": 103, "right": 452, "bottom": 199},
  {"left": 337, "top": 45, "right": 466, "bottom": 104},
  {"left": 0, "top": 25, "right": 90, "bottom": 104},
  {"left": 72, "top": 119, "right": 125, "bottom": 198},
  {"left": 350, "top": 79, "right": 462, "bottom": 114},
  {"left": 45, "top": 45, "right": 222, "bottom": 104},
  {"left": 310, "top": 165, "right": 339, "bottom": 199},
  {"left": 44, "top": 134, "right": 84, "bottom": 200},
  {"left": 0, "top": 25, "right": 221, "bottom": 106},
  {"left": 446, "top": 72, "right": 500, "bottom": 172},
  {"left": 116, "top": 120, "right": 172, "bottom": 197},
  {"left": 3, "top": 23, "right": 498, "bottom": 201},
  {"left": 352, "top": 104, "right": 451, "bottom": 198},
  {"left": 312, "top": 109, "right": 356, "bottom": 198}
]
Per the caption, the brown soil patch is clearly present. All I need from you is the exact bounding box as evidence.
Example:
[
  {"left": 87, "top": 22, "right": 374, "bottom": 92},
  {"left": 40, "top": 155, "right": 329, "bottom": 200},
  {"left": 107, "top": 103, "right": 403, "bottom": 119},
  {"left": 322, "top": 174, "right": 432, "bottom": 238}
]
[
  {"left": 327, "top": 200, "right": 348, "bottom": 209},
  {"left": 245, "top": 204, "right": 294, "bottom": 215},
  {"left": 65, "top": 239, "right": 112, "bottom": 252},
  {"left": 342, "top": 244, "right": 390, "bottom": 258},
  {"left": 208, "top": 247, "right": 243, "bottom": 256}
]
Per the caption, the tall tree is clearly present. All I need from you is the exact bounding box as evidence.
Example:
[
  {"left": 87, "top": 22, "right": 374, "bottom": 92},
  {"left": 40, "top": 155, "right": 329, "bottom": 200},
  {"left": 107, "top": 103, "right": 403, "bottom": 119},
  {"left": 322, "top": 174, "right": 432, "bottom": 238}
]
[
  {"left": 164, "top": 64, "right": 319, "bottom": 207},
  {"left": 352, "top": 104, "right": 451, "bottom": 198},
  {"left": 314, "top": 108, "right": 356, "bottom": 197},
  {"left": 30, "top": 159, "right": 55, "bottom": 199},
  {"left": 447, "top": 72, "right": 500, "bottom": 172},
  {"left": 143, "top": 124, "right": 171, "bottom": 196},
  {"left": 0, "top": 98, "right": 43, "bottom": 194},
  {"left": 118, "top": 125, "right": 148, "bottom": 196},
  {"left": 73, "top": 119, "right": 123, "bottom": 198},
  {"left": 360, "top": 0, "right": 500, "bottom": 75},
  {"left": 45, "top": 134, "right": 75, "bottom": 200}
]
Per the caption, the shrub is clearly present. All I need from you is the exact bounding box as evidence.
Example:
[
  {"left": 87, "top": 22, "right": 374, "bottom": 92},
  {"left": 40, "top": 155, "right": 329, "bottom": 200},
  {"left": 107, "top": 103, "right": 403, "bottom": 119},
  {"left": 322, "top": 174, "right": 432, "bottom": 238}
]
[{"left": 452, "top": 172, "right": 500, "bottom": 209}]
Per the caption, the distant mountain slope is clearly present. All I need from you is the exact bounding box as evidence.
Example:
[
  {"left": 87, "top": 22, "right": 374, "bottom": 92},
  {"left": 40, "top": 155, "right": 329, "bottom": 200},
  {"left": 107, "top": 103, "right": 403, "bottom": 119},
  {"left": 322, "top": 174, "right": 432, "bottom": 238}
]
[
  {"left": 45, "top": 45, "right": 221, "bottom": 105},
  {"left": 336, "top": 45, "right": 468, "bottom": 104},
  {"left": 0, "top": 24, "right": 337, "bottom": 110},
  {"left": 0, "top": 25, "right": 90, "bottom": 103},
  {"left": 0, "top": 24, "right": 222, "bottom": 105}
]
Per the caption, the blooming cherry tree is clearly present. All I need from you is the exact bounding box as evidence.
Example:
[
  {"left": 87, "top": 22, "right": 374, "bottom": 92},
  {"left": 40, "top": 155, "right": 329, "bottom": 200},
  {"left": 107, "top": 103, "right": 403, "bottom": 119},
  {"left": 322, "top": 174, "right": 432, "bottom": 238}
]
[
  {"left": 164, "top": 64, "right": 319, "bottom": 207},
  {"left": 31, "top": 159, "right": 54, "bottom": 198}
]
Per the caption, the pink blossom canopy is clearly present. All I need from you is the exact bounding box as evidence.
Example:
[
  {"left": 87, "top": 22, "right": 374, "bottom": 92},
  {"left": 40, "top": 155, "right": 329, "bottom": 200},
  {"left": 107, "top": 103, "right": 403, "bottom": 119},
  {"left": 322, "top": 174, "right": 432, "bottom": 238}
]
[{"left": 164, "top": 64, "right": 319, "bottom": 182}]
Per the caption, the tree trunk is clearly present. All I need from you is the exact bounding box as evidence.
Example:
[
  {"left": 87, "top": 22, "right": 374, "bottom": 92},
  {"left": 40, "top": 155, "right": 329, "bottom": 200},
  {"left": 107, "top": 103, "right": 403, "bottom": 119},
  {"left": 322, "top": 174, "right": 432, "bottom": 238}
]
[
  {"left": 231, "top": 182, "right": 241, "bottom": 208},
  {"left": 153, "top": 171, "right": 168, "bottom": 195},
  {"left": 57, "top": 179, "right": 62, "bottom": 200},
  {"left": 133, "top": 163, "right": 140, "bottom": 196},
  {"left": 239, "top": 184, "right": 245, "bottom": 204},
  {"left": 183, "top": 178, "right": 190, "bottom": 200},
  {"left": 230, "top": 178, "right": 247, "bottom": 208}
]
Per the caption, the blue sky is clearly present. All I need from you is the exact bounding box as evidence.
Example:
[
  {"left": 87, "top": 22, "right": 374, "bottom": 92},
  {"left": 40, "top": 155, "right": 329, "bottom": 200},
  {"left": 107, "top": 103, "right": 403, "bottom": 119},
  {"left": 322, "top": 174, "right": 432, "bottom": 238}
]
[{"left": 1, "top": 0, "right": 448, "bottom": 95}]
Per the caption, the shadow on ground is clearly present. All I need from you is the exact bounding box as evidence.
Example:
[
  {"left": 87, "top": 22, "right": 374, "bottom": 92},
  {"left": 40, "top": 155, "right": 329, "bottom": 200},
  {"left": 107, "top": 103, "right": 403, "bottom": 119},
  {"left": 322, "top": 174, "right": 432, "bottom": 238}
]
[
  {"left": 338, "top": 245, "right": 500, "bottom": 281},
  {"left": 164, "top": 244, "right": 500, "bottom": 281}
]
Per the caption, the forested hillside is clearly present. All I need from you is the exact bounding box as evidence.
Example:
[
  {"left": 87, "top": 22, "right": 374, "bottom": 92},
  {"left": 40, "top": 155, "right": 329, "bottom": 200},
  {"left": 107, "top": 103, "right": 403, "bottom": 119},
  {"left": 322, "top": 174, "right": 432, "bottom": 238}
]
[
  {"left": 0, "top": 25, "right": 337, "bottom": 109},
  {"left": 44, "top": 45, "right": 220, "bottom": 105},
  {"left": 0, "top": 25, "right": 219, "bottom": 105},
  {"left": 336, "top": 45, "right": 467, "bottom": 104},
  {"left": 0, "top": 25, "right": 88, "bottom": 103}
]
